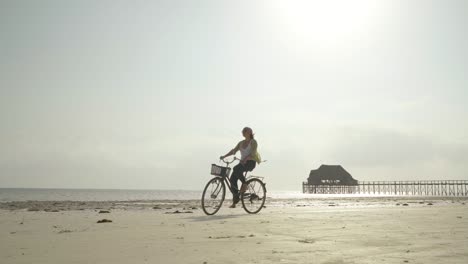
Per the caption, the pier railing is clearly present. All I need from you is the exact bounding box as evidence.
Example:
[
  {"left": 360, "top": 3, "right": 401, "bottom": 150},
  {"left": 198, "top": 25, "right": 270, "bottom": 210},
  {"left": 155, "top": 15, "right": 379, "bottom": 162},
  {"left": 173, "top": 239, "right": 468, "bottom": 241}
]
[{"left": 302, "top": 180, "right": 468, "bottom": 196}]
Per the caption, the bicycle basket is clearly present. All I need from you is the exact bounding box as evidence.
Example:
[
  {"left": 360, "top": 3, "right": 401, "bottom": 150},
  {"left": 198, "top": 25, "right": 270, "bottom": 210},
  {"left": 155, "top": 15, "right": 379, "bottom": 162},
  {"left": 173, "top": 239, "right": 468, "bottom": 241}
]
[{"left": 211, "top": 164, "right": 231, "bottom": 177}]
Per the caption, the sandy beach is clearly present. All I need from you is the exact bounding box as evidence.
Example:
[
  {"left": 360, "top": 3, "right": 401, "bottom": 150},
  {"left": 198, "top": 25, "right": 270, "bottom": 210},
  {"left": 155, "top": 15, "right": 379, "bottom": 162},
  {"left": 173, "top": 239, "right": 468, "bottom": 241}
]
[{"left": 1, "top": 197, "right": 467, "bottom": 264}]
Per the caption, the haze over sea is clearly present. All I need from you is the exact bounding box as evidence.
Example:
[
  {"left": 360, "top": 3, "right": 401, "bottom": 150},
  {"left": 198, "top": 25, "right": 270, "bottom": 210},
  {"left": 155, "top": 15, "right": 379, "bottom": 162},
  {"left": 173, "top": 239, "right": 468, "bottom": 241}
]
[
  {"left": 0, "top": 188, "right": 433, "bottom": 202},
  {"left": 0, "top": 188, "right": 301, "bottom": 202}
]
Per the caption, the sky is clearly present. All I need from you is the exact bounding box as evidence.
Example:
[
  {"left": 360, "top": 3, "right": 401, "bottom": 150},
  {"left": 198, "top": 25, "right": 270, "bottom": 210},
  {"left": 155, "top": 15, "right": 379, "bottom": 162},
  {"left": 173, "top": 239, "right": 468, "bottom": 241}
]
[{"left": 1, "top": 0, "right": 467, "bottom": 191}]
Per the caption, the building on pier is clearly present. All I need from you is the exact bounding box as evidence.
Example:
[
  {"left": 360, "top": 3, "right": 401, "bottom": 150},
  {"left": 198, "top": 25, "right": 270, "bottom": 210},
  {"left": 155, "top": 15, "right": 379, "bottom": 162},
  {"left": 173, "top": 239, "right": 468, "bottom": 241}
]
[
  {"left": 303, "top": 166, "right": 468, "bottom": 196},
  {"left": 307, "top": 164, "right": 358, "bottom": 186},
  {"left": 305, "top": 165, "right": 358, "bottom": 194}
]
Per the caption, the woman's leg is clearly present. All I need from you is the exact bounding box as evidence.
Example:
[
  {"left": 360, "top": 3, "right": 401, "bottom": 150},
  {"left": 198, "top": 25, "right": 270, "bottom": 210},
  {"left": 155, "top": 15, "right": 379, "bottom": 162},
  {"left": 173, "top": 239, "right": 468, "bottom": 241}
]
[
  {"left": 244, "top": 160, "right": 256, "bottom": 174},
  {"left": 230, "top": 163, "right": 244, "bottom": 199},
  {"left": 238, "top": 161, "right": 256, "bottom": 184},
  {"left": 230, "top": 161, "right": 257, "bottom": 206},
  {"left": 239, "top": 160, "right": 256, "bottom": 193}
]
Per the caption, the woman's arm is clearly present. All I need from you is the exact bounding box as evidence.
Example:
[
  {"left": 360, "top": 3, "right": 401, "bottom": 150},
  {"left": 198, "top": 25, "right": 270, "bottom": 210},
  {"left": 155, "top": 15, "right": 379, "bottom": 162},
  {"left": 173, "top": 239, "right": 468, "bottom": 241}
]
[{"left": 220, "top": 142, "right": 240, "bottom": 159}]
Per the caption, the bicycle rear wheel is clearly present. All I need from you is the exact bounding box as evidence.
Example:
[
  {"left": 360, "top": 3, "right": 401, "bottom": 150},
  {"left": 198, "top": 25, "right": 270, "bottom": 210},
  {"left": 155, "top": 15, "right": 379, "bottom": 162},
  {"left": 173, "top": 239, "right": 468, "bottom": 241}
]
[
  {"left": 241, "top": 178, "right": 266, "bottom": 214},
  {"left": 201, "top": 177, "right": 226, "bottom": 215}
]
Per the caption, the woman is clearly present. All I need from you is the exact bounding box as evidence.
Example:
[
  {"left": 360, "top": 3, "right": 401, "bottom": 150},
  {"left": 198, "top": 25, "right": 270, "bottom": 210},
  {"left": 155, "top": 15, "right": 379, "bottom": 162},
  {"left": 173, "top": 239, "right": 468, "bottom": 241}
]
[{"left": 220, "top": 127, "right": 261, "bottom": 208}]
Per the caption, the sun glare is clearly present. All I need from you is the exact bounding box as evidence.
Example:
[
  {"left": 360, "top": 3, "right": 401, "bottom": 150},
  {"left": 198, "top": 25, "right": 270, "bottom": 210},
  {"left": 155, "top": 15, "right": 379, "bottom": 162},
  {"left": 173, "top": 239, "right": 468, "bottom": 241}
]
[{"left": 271, "top": 0, "right": 383, "bottom": 46}]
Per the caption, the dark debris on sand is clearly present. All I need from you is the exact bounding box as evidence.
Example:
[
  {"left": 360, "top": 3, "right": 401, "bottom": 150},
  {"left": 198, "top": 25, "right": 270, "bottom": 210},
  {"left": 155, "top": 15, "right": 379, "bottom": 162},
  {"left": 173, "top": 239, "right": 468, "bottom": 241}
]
[
  {"left": 298, "top": 238, "right": 315, "bottom": 244},
  {"left": 97, "top": 219, "right": 112, "bottom": 223},
  {"left": 165, "top": 210, "right": 193, "bottom": 214},
  {"left": 44, "top": 209, "right": 60, "bottom": 212}
]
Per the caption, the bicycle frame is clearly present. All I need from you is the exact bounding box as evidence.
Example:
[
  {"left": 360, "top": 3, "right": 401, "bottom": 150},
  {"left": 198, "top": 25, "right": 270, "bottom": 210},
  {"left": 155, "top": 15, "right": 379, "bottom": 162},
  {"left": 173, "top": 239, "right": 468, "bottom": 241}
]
[{"left": 217, "top": 157, "right": 250, "bottom": 195}]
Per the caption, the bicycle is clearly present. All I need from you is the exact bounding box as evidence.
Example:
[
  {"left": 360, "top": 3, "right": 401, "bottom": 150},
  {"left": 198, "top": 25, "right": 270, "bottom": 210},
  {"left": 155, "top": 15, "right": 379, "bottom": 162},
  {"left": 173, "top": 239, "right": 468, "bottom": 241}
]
[{"left": 201, "top": 157, "right": 267, "bottom": 215}]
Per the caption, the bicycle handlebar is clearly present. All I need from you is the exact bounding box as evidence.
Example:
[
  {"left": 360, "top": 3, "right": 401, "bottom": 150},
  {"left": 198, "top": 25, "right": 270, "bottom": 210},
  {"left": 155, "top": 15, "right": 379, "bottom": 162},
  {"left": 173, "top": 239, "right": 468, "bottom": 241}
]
[
  {"left": 220, "top": 156, "right": 239, "bottom": 165},
  {"left": 220, "top": 157, "right": 268, "bottom": 166}
]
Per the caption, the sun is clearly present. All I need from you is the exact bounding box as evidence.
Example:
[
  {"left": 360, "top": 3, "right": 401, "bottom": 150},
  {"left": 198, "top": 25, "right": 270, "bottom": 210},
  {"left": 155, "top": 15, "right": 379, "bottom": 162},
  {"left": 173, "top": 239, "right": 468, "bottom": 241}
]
[{"left": 270, "top": 0, "right": 384, "bottom": 47}]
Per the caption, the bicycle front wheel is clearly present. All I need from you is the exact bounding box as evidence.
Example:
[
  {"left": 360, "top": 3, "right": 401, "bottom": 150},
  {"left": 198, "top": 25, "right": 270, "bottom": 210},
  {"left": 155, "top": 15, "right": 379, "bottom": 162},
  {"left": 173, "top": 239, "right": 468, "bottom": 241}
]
[
  {"left": 201, "top": 177, "right": 226, "bottom": 215},
  {"left": 241, "top": 178, "right": 267, "bottom": 214}
]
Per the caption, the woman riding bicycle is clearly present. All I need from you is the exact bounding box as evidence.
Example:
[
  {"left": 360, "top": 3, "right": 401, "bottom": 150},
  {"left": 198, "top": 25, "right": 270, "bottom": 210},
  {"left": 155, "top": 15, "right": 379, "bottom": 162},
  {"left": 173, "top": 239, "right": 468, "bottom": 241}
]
[{"left": 220, "top": 127, "right": 261, "bottom": 208}]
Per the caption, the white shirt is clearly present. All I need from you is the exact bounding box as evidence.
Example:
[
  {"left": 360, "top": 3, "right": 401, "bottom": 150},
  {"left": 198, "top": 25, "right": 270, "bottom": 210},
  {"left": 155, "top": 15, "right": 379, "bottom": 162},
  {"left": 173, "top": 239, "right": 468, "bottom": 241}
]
[{"left": 240, "top": 140, "right": 252, "bottom": 161}]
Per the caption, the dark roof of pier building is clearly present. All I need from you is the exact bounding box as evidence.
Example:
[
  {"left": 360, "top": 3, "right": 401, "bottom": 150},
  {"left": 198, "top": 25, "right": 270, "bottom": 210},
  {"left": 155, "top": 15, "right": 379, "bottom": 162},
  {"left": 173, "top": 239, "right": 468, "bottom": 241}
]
[{"left": 307, "top": 165, "right": 358, "bottom": 185}]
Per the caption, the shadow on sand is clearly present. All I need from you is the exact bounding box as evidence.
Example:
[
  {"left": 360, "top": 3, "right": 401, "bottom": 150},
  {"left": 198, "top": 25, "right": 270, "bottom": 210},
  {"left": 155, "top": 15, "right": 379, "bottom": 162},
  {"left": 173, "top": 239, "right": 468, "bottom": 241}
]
[{"left": 185, "top": 212, "right": 248, "bottom": 222}]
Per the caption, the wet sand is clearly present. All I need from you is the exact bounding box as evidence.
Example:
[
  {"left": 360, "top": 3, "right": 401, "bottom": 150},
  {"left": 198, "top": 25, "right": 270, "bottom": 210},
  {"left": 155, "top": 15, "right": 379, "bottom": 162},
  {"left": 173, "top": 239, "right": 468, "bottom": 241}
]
[{"left": 1, "top": 197, "right": 467, "bottom": 264}]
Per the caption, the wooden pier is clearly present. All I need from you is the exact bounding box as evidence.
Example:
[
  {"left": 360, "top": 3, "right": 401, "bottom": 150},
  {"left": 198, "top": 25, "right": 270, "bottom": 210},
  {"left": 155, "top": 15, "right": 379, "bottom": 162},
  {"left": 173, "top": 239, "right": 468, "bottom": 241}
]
[{"left": 302, "top": 180, "right": 468, "bottom": 196}]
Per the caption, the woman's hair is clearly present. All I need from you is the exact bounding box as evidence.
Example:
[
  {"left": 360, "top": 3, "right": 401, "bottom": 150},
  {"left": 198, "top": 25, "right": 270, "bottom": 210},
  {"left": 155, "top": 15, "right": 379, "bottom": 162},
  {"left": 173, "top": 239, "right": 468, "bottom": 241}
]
[{"left": 243, "top": 127, "right": 254, "bottom": 139}]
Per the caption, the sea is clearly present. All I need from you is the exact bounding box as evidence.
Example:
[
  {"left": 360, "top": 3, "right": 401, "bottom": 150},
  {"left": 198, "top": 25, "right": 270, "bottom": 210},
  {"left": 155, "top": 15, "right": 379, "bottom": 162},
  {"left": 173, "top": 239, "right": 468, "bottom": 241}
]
[{"left": 0, "top": 188, "right": 324, "bottom": 202}]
